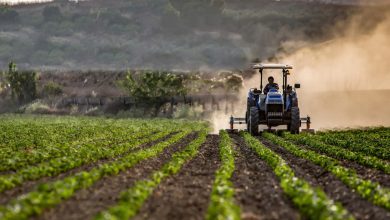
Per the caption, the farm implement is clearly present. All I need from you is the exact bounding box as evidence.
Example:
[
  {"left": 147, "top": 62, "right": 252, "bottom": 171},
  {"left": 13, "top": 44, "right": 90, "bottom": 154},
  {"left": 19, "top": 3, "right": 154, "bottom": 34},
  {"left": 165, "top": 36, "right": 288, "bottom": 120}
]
[{"left": 228, "top": 64, "right": 314, "bottom": 135}]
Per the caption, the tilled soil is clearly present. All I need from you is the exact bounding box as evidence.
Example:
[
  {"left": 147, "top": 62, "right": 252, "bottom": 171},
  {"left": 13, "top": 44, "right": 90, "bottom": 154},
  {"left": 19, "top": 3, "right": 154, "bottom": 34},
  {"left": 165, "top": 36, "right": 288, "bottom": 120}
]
[
  {"left": 0, "top": 133, "right": 175, "bottom": 206},
  {"left": 261, "top": 138, "right": 390, "bottom": 220},
  {"left": 230, "top": 134, "right": 300, "bottom": 220},
  {"left": 31, "top": 132, "right": 197, "bottom": 220},
  {"left": 297, "top": 143, "right": 390, "bottom": 187},
  {"left": 133, "top": 135, "right": 220, "bottom": 220}
]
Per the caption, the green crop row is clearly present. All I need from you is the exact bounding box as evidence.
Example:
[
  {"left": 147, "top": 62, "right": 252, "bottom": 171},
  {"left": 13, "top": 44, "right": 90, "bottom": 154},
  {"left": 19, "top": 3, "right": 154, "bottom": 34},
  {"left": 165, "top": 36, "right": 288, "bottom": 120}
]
[
  {"left": 264, "top": 133, "right": 390, "bottom": 211},
  {"left": 242, "top": 132, "right": 352, "bottom": 220},
  {"left": 0, "top": 130, "right": 170, "bottom": 193},
  {"left": 316, "top": 129, "right": 390, "bottom": 159},
  {"left": 94, "top": 129, "right": 208, "bottom": 220},
  {"left": 0, "top": 128, "right": 151, "bottom": 173},
  {"left": 206, "top": 130, "right": 240, "bottom": 220},
  {"left": 283, "top": 133, "right": 390, "bottom": 174},
  {"left": 0, "top": 130, "right": 192, "bottom": 220},
  {"left": 0, "top": 115, "right": 207, "bottom": 171}
]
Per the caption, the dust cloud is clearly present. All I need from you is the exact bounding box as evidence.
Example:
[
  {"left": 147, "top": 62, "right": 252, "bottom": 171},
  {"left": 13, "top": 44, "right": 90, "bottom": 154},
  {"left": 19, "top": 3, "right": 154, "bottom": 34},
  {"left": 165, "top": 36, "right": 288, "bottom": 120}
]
[
  {"left": 279, "top": 11, "right": 390, "bottom": 129},
  {"left": 210, "top": 8, "right": 390, "bottom": 132}
]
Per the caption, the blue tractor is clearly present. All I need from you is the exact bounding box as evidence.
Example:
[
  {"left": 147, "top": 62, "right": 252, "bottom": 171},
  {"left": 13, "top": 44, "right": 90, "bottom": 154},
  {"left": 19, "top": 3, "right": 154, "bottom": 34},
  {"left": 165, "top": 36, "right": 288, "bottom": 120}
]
[{"left": 229, "top": 64, "right": 312, "bottom": 135}]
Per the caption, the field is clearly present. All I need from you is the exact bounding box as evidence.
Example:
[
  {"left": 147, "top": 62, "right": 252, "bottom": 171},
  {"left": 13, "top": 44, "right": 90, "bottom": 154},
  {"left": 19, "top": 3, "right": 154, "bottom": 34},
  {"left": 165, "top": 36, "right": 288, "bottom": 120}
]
[{"left": 0, "top": 115, "right": 389, "bottom": 220}]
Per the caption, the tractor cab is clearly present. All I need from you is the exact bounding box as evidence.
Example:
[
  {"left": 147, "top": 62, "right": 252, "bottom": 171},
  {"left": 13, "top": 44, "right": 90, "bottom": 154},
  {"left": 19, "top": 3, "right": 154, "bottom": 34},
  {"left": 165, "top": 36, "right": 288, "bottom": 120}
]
[{"left": 229, "top": 63, "right": 313, "bottom": 135}]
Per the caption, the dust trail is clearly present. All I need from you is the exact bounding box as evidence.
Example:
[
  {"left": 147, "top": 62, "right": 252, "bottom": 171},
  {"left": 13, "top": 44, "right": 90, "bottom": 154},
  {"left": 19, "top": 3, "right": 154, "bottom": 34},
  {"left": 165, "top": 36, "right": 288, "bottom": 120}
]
[
  {"left": 210, "top": 9, "right": 390, "bottom": 132},
  {"left": 278, "top": 11, "right": 390, "bottom": 129}
]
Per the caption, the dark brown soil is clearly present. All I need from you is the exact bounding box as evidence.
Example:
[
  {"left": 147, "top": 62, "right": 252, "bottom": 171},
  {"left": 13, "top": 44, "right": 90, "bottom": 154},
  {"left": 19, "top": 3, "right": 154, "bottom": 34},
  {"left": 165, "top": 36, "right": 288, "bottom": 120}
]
[
  {"left": 33, "top": 132, "right": 197, "bottom": 220},
  {"left": 261, "top": 138, "right": 390, "bottom": 220},
  {"left": 297, "top": 143, "right": 390, "bottom": 187},
  {"left": 230, "top": 134, "right": 301, "bottom": 220},
  {"left": 133, "top": 135, "right": 221, "bottom": 220},
  {"left": 0, "top": 132, "right": 175, "bottom": 206}
]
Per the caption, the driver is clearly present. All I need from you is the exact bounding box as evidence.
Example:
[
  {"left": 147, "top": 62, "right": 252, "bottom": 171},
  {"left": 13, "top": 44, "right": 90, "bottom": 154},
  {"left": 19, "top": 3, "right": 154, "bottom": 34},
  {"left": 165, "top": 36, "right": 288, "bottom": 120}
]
[{"left": 264, "top": 76, "right": 279, "bottom": 94}]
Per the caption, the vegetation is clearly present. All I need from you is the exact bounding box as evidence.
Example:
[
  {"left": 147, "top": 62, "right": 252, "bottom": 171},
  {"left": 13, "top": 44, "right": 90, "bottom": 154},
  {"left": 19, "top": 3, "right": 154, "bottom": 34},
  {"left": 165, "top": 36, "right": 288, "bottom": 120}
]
[
  {"left": 242, "top": 132, "right": 352, "bottom": 220},
  {"left": 0, "top": 131, "right": 187, "bottom": 219},
  {"left": 283, "top": 132, "right": 390, "bottom": 173},
  {"left": 0, "top": 115, "right": 389, "bottom": 219},
  {"left": 1, "top": 0, "right": 381, "bottom": 70},
  {"left": 6, "top": 62, "right": 37, "bottom": 103},
  {"left": 316, "top": 128, "right": 390, "bottom": 160},
  {"left": 95, "top": 130, "right": 208, "bottom": 220},
  {"left": 264, "top": 132, "right": 390, "bottom": 211},
  {"left": 206, "top": 130, "right": 240, "bottom": 220}
]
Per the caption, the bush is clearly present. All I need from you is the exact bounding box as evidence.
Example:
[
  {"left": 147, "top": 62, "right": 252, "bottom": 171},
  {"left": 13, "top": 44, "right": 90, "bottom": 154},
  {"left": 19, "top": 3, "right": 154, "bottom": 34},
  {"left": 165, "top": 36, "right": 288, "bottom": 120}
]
[{"left": 41, "top": 82, "right": 63, "bottom": 97}]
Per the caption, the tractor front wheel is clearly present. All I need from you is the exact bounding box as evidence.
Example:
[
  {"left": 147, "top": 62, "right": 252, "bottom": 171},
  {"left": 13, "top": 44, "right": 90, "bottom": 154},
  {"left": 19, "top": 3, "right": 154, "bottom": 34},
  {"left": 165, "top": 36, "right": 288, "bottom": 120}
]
[
  {"left": 290, "top": 107, "right": 300, "bottom": 134},
  {"left": 249, "top": 107, "right": 259, "bottom": 135}
]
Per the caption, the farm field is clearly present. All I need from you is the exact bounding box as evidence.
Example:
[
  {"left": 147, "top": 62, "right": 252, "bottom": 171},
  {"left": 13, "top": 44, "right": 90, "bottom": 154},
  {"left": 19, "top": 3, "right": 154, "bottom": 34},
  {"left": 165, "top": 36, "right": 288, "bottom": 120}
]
[{"left": 0, "top": 115, "right": 389, "bottom": 220}]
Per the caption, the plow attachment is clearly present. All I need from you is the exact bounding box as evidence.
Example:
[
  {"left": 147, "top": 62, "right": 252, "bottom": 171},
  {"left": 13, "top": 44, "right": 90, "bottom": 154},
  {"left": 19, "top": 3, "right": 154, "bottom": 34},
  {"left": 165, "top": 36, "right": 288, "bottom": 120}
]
[{"left": 226, "top": 115, "right": 315, "bottom": 134}]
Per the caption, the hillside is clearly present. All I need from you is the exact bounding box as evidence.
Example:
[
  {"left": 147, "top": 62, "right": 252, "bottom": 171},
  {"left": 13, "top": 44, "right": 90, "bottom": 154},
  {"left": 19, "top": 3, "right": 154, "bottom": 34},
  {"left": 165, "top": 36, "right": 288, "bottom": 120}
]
[{"left": 1, "top": 0, "right": 388, "bottom": 70}]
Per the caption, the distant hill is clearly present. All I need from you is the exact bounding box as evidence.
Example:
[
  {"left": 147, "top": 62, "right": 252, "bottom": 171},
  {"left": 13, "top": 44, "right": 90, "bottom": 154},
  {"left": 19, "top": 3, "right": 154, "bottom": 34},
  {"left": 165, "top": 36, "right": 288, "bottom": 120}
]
[{"left": 0, "top": 0, "right": 389, "bottom": 70}]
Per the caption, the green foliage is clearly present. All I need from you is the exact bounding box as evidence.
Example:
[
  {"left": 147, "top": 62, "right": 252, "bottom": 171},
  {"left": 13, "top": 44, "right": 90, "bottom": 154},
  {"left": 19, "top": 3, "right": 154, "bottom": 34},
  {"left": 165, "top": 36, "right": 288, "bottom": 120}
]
[
  {"left": 94, "top": 129, "right": 208, "bottom": 220},
  {"left": 6, "top": 62, "right": 37, "bottom": 103},
  {"left": 0, "top": 116, "right": 208, "bottom": 220},
  {"left": 41, "top": 82, "right": 63, "bottom": 97},
  {"left": 283, "top": 132, "right": 390, "bottom": 174},
  {"left": 121, "top": 71, "right": 188, "bottom": 101},
  {"left": 207, "top": 130, "right": 240, "bottom": 220},
  {"left": 316, "top": 128, "right": 390, "bottom": 160},
  {"left": 243, "top": 132, "right": 352, "bottom": 220},
  {"left": 264, "top": 133, "right": 390, "bottom": 211}
]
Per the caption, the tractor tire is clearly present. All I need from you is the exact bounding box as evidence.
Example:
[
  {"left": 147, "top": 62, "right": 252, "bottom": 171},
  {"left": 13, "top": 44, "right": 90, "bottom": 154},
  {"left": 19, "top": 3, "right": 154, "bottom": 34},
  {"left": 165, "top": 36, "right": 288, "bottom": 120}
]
[
  {"left": 290, "top": 107, "right": 300, "bottom": 134},
  {"left": 249, "top": 107, "right": 259, "bottom": 136}
]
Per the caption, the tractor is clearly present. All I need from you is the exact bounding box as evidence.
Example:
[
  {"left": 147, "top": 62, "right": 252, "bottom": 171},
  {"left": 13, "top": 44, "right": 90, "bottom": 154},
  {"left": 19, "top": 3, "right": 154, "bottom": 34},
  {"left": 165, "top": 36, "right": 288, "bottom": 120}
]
[{"left": 229, "top": 64, "right": 313, "bottom": 135}]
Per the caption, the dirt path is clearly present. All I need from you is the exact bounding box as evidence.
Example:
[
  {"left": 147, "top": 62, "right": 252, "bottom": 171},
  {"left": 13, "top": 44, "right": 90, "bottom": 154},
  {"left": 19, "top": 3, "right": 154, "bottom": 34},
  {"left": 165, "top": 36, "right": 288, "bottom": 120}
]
[
  {"left": 230, "top": 134, "right": 300, "bottom": 220},
  {"left": 0, "top": 133, "right": 175, "bottom": 206},
  {"left": 261, "top": 138, "right": 390, "bottom": 220},
  {"left": 133, "top": 135, "right": 220, "bottom": 220}
]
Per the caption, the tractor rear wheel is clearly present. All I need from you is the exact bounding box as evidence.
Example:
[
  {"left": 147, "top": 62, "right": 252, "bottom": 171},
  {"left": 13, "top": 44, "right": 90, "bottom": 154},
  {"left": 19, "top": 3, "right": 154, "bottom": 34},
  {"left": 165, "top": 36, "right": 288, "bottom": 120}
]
[
  {"left": 290, "top": 107, "right": 300, "bottom": 134},
  {"left": 249, "top": 107, "right": 259, "bottom": 135}
]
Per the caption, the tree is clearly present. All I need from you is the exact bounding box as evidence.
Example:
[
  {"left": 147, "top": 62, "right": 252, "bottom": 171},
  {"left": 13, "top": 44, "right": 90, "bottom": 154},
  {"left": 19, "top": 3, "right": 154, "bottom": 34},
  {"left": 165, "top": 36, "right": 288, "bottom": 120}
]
[
  {"left": 7, "top": 62, "right": 37, "bottom": 103},
  {"left": 0, "top": 8, "right": 19, "bottom": 24}
]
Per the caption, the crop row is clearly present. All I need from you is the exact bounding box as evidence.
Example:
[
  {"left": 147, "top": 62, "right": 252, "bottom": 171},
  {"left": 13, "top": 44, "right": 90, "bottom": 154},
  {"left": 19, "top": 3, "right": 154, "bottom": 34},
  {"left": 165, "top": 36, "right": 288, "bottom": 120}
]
[
  {"left": 0, "top": 116, "right": 206, "bottom": 172},
  {"left": 242, "top": 132, "right": 352, "bottom": 220},
  {"left": 0, "top": 128, "right": 152, "bottom": 173},
  {"left": 206, "top": 130, "right": 240, "bottom": 220},
  {"left": 264, "top": 133, "right": 390, "bottom": 211},
  {"left": 316, "top": 129, "right": 390, "bottom": 159},
  {"left": 283, "top": 133, "right": 390, "bottom": 174},
  {"left": 0, "top": 130, "right": 192, "bottom": 220},
  {"left": 95, "top": 129, "right": 208, "bottom": 220},
  {"left": 0, "top": 130, "right": 170, "bottom": 193}
]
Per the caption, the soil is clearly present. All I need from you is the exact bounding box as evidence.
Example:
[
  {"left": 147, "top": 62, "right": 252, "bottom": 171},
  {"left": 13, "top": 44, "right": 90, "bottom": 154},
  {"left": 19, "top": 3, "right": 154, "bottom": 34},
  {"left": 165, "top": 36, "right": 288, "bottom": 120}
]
[
  {"left": 261, "top": 138, "right": 390, "bottom": 220},
  {"left": 297, "top": 143, "right": 390, "bottom": 187},
  {"left": 0, "top": 132, "right": 175, "bottom": 206},
  {"left": 133, "top": 135, "right": 221, "bottom": 220},
  {"left": 33, "top": 132, "right": 198, "bottom": 220},
  {"left": 230, "top": 134, "right": 301, "bottom": 220}
]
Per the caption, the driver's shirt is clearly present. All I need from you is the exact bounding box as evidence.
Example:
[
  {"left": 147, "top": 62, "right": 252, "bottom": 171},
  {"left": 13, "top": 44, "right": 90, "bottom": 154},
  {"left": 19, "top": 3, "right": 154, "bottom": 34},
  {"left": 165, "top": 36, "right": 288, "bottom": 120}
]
[{"left": 264, "top": 83, "right": 279, "bottom": 94}]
